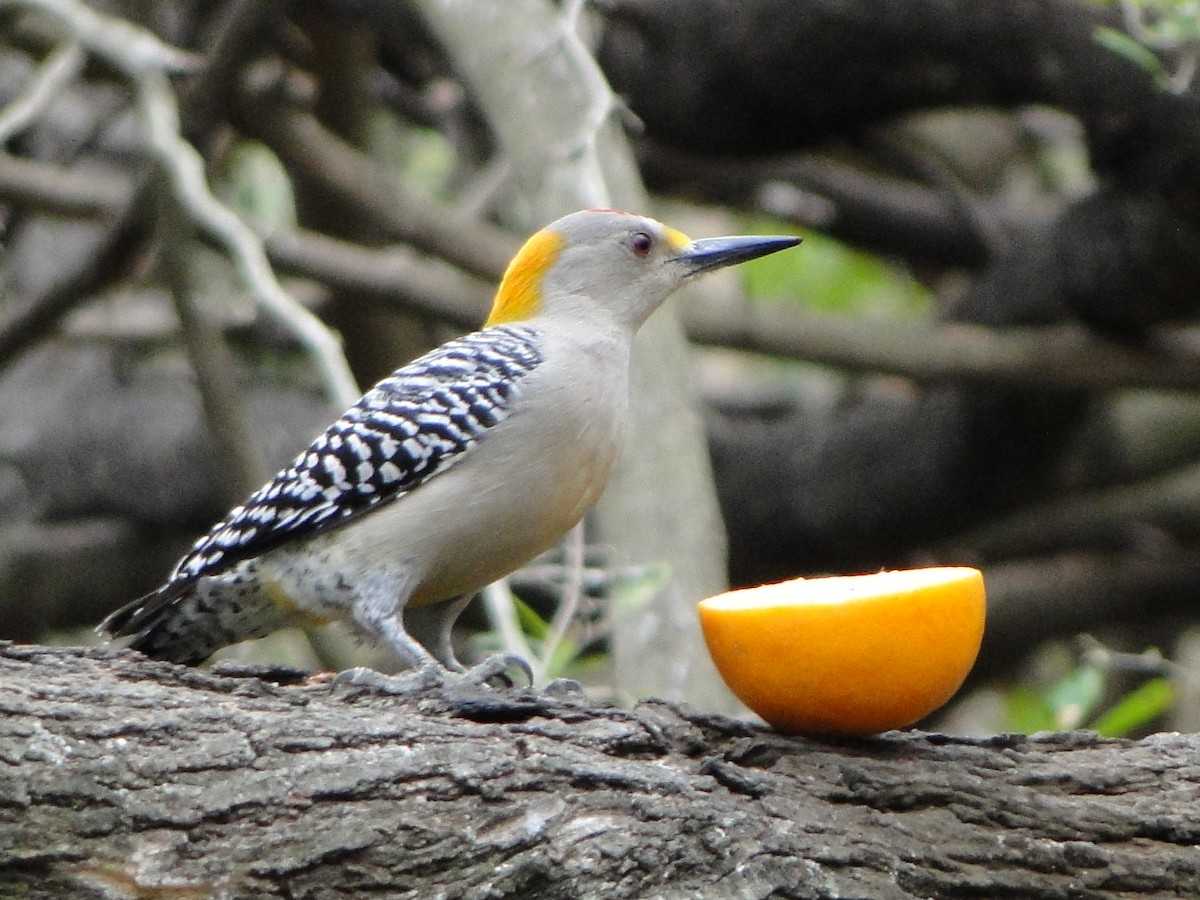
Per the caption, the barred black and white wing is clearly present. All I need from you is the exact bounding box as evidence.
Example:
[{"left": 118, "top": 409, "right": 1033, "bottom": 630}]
[
  {"left": 180, "top": 323, "right": 543, "bottom": 580},
  {"left": 103, "top": 324, "right": 544, "bottom": 639}
]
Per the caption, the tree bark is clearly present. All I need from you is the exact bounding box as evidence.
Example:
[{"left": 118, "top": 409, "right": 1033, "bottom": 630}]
[{"left": 2, "top": 642, "right": 1199, "bottom": 898}]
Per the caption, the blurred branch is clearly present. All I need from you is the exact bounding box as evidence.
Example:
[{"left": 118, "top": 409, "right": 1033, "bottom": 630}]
[
  {"left": 0, "top": 0, "right": 276, "bottom": 372},
  {"left": 12, "top": 0, "right": 197, "bottom": 74},
  {"left": 642, "top": 145, "right": 996, "bottom": 267},
  {"left": 977, "top": 550, "right": 1200, "bottom": 681},
  {"left": 0, "top": 153, "right": 494, "bottom": 328},
  {"left": 0, "top": 152, "right": 128, "bottom": 217},
  {"left": 264, "top": 227, "right": 492, "bottom": 328},
  {"left": 0, "top": 150, "right": 494, "bottom": 327},
  {"left": 157, "top": 181, "right": 270, "bottom": 500},
  {"left": 684, "top": 302, "right": 1200, "bottom": 391},
  {"left": 481, "top": 580, "right": 534, "bottom": 664},
  {"left": 864, "top": 127, "right": 1011, "bottom": 257},
  {"left": 11, "top": 0, "right": 360, "bottom": 406},
  {"left": 0, "top": 177, "right": 149, "bottom": 370},
  {"left": 134, "top": 69, "right": 359, "bottom": 407},
  {"left": 231, "top": 80, "right": 518, "bottom": 280},
  {"left": 180, "top": 0, "right": 272, "bottom": 141},
  {"left": 530, "top": 520, "right": 586, "bottom": 684},
  {"left": 0, "top": 39, "right": 83, "bottom": 144},
  {"left": 958, "top": 458, "right": 1200, "bottom": 560},
  {"left": 6, "top": 148, "right": 1200, "bottom": 393},
  {"left": 411, "top": 0, "right": 638, "bottom": 221}
]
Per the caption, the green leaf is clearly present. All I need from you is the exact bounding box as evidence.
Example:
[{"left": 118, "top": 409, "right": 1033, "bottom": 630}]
[
  {"left": 1045, "top": 664, "right": 1105, "bottom": 730},
  {"left": 219, "top": 141, "right": 296, "bottom": 229},
  {"left": 513, "top": 595, "right": 550, "bottom": 640},
  {"left": 741, "top": 224, "right": 931, "bottom": 318},
  {"left": 607, "top": 563, "right": 673, "bottom": 624},
  {"left": 1094, "top": 26, "right": 1170, "bottom": 81},
  {"left": 1090, "top": 678, "right": 1175, "bottom": 737},
  {"left": 1003, "top": 686, "right": 1059, "bottom": 734},
  {"left": 543, "top": 634, "right": 582, "bottom": 681}
]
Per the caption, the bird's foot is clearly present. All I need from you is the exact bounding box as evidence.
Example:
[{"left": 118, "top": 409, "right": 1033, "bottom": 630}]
[
  {"left": 331, "top": 653, "right": 533, "bottom": 696},
  {"left": 462, "top": 652, "right": 534, "bottom": 689},
  {"left": 332, "top": 664, "right": 445, "bottom": 696},
  {"left": 543, "top": 677, "right": 586, "bottom": 698}
]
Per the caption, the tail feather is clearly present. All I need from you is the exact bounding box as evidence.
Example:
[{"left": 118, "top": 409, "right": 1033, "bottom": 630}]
[
  {"left": 99, "top": 578, "right": 284, "bottom": 665},
  {"left": 100, "top": 581, "right": 189, "bottom": 640}
]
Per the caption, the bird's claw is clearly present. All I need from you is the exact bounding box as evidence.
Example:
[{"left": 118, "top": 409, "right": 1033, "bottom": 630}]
[
  {"left": 330, "top": 654, "right": 533, "bottom": 696},
  {"left": 464, "top": 653, "right": 534, "bottom": 689},
  {"left": 331, "top": 664, "right": 442, "bottom": 695},
  {"left": 542, "top": 677, "right": 586, "bottom": 698}
]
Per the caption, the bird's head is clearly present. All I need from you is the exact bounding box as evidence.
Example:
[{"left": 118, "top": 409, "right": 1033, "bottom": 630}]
[{"left": 485, "top": 209, "right": 800, "bottom": 331}]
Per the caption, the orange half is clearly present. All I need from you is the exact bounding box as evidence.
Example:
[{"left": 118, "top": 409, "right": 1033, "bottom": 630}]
[{"left": 699, "top": 567, "right": 986, "bottom": 736}]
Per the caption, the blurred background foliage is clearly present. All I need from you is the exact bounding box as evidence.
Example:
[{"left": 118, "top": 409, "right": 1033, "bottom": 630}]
[{"left": 2, "top": 0, "right": 1200, "bottom": 736}]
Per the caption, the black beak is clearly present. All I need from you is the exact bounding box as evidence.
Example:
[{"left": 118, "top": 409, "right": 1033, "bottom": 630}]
[{"left": 674, "top": 234, "right": 801, "bottom": 277}]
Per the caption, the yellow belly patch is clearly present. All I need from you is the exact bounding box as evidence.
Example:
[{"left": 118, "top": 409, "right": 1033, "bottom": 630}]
[{"left": 262, "top": 577, "right": 336, "bottom": 627}]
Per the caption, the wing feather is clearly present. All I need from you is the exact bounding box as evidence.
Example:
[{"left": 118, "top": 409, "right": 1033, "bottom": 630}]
[{"left": 164, "top": 324, "right": 543, "bottom": 590}]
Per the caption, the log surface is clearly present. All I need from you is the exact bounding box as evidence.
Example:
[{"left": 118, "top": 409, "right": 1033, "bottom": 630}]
[{"left": 1, "top": 643, "right": 1198, "bottom": 898}]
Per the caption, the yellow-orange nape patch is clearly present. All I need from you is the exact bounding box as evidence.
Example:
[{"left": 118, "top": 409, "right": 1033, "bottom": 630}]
[{"left": 485, "top": 228, "right": 566, "bottom": 326}]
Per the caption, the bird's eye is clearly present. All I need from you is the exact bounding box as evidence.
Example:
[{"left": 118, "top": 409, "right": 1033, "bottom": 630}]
[{"left": 629, "top": 232, "right": 654, "bottom": 257}]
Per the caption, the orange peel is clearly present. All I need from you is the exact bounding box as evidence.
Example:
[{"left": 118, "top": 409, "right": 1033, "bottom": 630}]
[{"left": 699, "top": 567, "right": 986, "bottom": 736}]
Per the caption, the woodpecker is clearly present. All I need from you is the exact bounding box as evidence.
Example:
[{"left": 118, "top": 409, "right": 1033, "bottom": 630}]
[{"left": 101, "top": 209, "right": 799, "bottom": 678}]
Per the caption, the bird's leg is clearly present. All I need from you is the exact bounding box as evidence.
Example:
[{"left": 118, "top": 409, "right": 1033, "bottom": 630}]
[
  {"left": 431, "top": 593, "right": 474, "bottom": 672},
  {"left": 433, "top": 593, "right": 534, "bottom": 688},
  {"left": 336, "top": 574, "right": 531, "bottom": 692},
  {"left": 334, "top": 571, "right": 443, "bottom": 693},
  {"left": 356, "top": 572, "right": 440, "bottom": 668}
]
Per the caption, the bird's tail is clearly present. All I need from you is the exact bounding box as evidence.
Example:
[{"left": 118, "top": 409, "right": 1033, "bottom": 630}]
[{"left": 99, "top": 579, "right": 286, "bottom": 665}]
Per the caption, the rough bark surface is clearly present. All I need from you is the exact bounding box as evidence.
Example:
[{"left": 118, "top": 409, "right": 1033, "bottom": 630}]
[{"left": 2, "top": 643, "right": 1199, "bottom": 898}]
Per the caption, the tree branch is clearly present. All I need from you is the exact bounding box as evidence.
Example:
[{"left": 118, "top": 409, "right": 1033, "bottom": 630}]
[
  {"left": 0, "top": 0, "right": 278, "bottom": 374},
  {"left": 3, "top": 642, "right": 1200, "bottom": 898},
  {"left": 641, "top": 143, "right": 997, "bottom": 267},
  {"left": 6, "top": 148, "right": 1199, "bottom": 394},
  {"left": 157, "top": 180, "right": 270, "bottom": 500},
  {"left": 0, "top": 151, "right": 128, "bottom": 217},
  {"left": 136, "top": 70, "right": 359, "bottom": 407},
  {"left": 977, "top": 551, "right": 1200, "bottom": 681},
  {"left": 5, "top": 0, "right": 359, "bottom": 407},
  {"left": 0, "top": 39, "right": 83, "bottom": 144},
  {"left": 0, "top": 153, "right": 495, "bottom": 329},
  {"left": 684, "top": 302, "right": 1200, "bottom": 391},
  {"left": 958, "top": 457, "right": 1200, "bottom": 560},
  {"left": 13, "top": 0, "right": 198, "bottom": 75},
  {"left": 231, "top": 82, "right": 518, "bottom": 281},
  {"left": 264, "top": 226, "right": 493, "bottom": 329}
]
